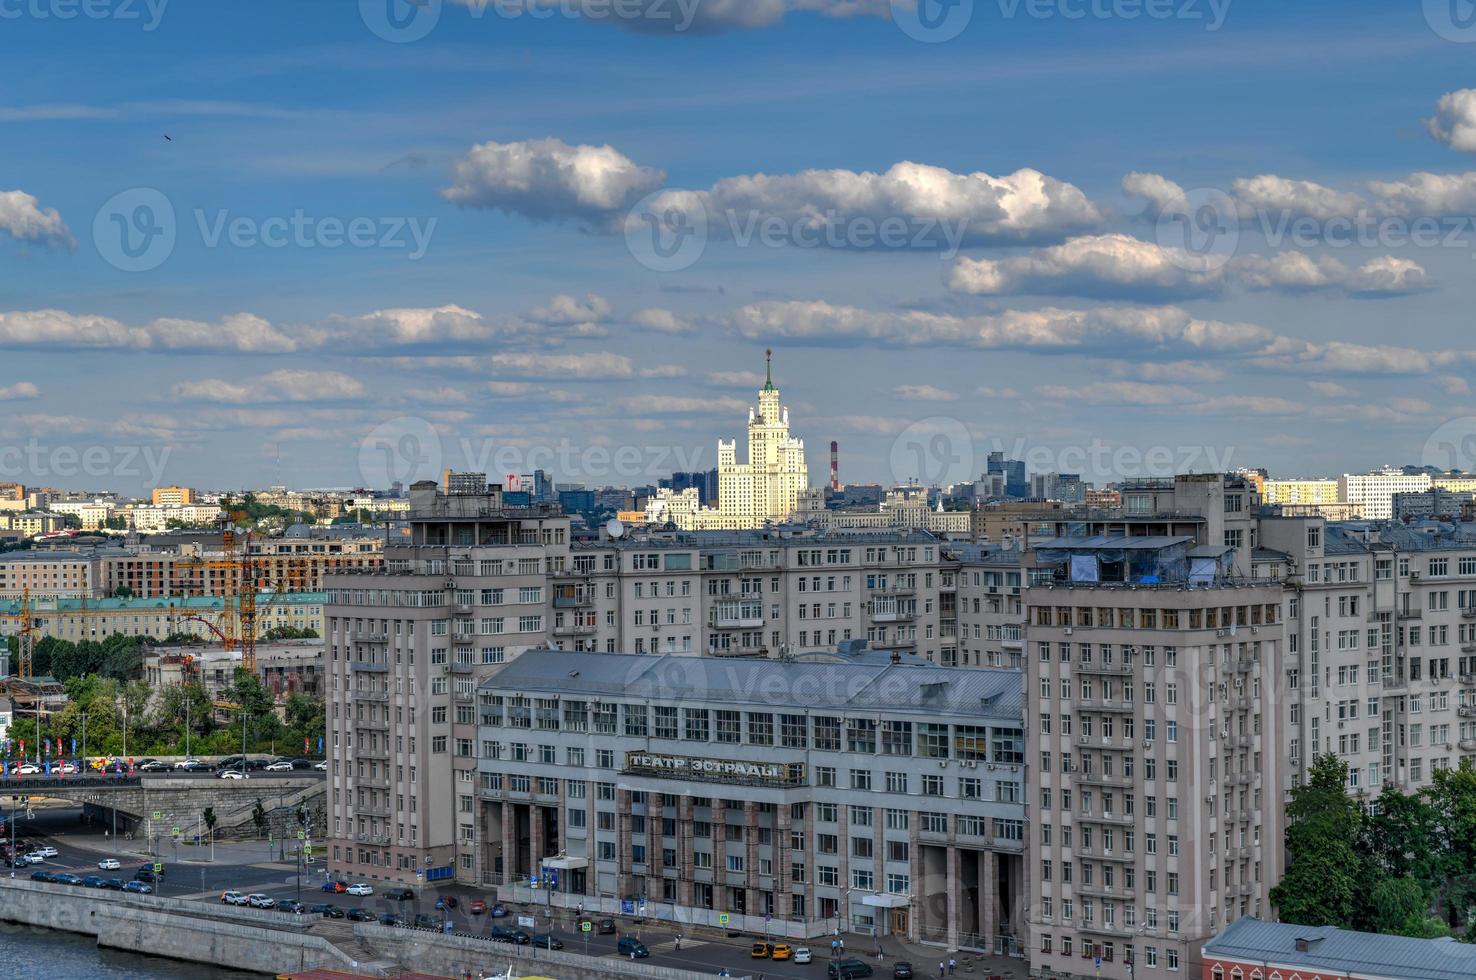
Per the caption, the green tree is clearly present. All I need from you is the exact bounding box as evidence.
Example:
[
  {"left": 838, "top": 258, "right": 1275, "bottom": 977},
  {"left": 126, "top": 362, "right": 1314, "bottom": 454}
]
[
  {"left": 1271, "top": 754, "right": 1363, "bottom": 927},
  {"left": 1371, "top": 877, "right": 1439, "bottom": 936},
  {"left": 203, "top": 806, "right": 217, "bottom": 843},
  {"left": 251, "top": 800, "right": 267, "bottom": 838}
]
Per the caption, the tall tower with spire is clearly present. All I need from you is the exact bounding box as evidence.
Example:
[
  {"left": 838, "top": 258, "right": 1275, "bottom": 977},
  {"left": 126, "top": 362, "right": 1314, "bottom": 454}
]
[{"left": 708, "top": 349, "right": 809, "bottom": 529}]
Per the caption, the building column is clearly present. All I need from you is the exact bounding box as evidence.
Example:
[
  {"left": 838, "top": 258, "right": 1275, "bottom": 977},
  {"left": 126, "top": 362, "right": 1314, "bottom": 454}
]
[
  {"left": 908, "top": 820, "right": 921, "bottom": 943},
  {"left": 712, "top": 798, "right": 729, "bottom": 914},
  {"left": 981, "top": 848, "right": 997, "bottom": 950},
  {"left": 776, "top": 800, "right": 792, "bottom": 924},
  {"left": 645, "top": 793, "right": 661, "bottom": 908},
  {"left": 530, "top": 804, "right": 546, "bottom": 879},
  {"left": 678, "top": 794, "right": 695, "bottom": 909},
  {"left": 616, "top": 788, "right": 634, "bottom": 898},
  {"left": 500, "top": 801, "right": 515, "bottom": 886},
  {"left": 744, "top": 801, "right": 761, "bottom": 916},
  {"left": 946, "top": 834, "right": 961, "bottom": 948}
]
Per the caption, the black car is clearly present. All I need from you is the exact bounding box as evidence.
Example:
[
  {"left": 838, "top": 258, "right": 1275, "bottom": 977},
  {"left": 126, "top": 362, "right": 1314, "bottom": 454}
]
[
  {"left": 134, "top": 868, "right": 161, "bottom": 883},
  {"left": 53, "top": 873, "right": 84, "bottom": 886},
  {"left": 311, "top": 903, "right": 345, "bottom": 919},
  {"left": 531, "top": 933, "right": 563, "bottom": 950},
  {"left": 489, "top": 926, "right": 531, "bottom": 944},
  {"left": 290, "top": 758, "right": 315, "bottom": 770},
  {"left": 137, "top": 759, "right": 168, "bottom": 772},
  {"left": 596, "top": 917, "right": 617, "bottom": 934},
  {"left": 413, "top": 913, "right": 441, "bottom": 929},
  {"left": 893, "top": 964, "right": 915, "bottom": 979},
  {"left": 29, "top": 870, "right": 53, "bottom": 883},
  {"left": 277, "top": 900, "right": 307, "bottom": 914},
  {"left": 385, "top": 886, "right": 414, "bottom": 901},
  {"left": 346, "top": 908, "right": 375, "bottom": 922},
  {"left": 828, "top": 960, "right": 874, "bottom": 979},
  {"left": 379, "top": 913, "right": 406, "bottom": 927},
  {"left": 80, "top": 875, "right": 107, "bottom": 888},
  {"left": 100, "top": 878, "right": 126, "bottom": 890}
]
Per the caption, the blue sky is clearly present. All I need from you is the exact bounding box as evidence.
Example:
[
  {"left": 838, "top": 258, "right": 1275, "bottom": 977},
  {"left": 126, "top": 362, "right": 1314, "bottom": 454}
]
[{"left": 5, "top": 0, "right": 1476, "bottom": 493}]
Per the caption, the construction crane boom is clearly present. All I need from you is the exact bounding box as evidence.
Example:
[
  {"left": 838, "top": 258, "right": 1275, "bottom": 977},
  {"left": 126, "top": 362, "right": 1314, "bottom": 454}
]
[{"left": 17, "top": 587, "right": 34, "bottom": 680}]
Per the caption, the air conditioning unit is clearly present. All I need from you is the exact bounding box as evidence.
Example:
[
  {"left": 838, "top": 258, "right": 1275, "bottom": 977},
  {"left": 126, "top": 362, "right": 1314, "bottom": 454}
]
[
  {"left": 1143, "top": 740, "right": 1154, "bottom": 749},
  {"left": 1064, "top": 627, "right": 1074, "bottom": 636},
  {"left": 986, "top": 763, "right": 997, "bottom": 771},
  {"left": 1079, "top": 735, "right": 1090, "bottom": 744}
]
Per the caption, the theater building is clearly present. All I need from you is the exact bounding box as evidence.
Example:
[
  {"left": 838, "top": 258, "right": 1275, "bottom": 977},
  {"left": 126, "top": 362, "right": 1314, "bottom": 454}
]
[{"left": 476, "top": 649, "right": 1028, "bottom": 951}]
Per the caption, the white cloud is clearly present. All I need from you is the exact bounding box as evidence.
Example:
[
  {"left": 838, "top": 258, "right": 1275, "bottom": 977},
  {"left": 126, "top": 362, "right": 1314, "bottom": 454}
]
[
  {"left": 1229, "top": 174, "right": 1365, "bottom": 222},
  {"left": 1437, "top": 375, "right": 1472, "bottom": 396},
  {"left": 632, "top": 308, "right": 695, "bottom": 334},
  {"left": 1307, "top": 380, "right": 1353, "bottom": 398},
  {"left": 1120, "top": 172, "right": 1185, "bottom": 215},
  {"left": 1426, "top": 89, "right": 1476, "bottom": 153},
  {"left": 442, "top": 138, "right": 666, "bottom": 226},
  {"left": 707, "top": 370, "right": 765, "bottom": 387},
  {"left": 1365, "top": 171, "right": 1476, "bottom": 217},
  {"left": 452, "top": 0, "right": 892, "bottom": 34},
  {"left": 0, "top": 190, "right": 74, "bottom": 248},
  {"left": 0, "top": 309, "right": 297, "bottom": 352},
  {"left": 618, "top": 394, "right": 748, "bottom": 414},
  {"left": 317, "top": 304, "right": 512, "bottom": 348},
  {"left": 640, "top": 364, "right": 688, "bottom": 378},
  {"left": 487, "top": 351, "right": 638, "bottom": 379},
  {"left": 894, "top": 384, "right": 958, "bottom": 402},
  {"left": 947, "top": 234, "right": 1431, "bottom": 299},
  {"left": 975, "top": 385, "right": 1021, "bottom": 398},
  {"left": 730, "top": 300, "right": 1274, "bottom": 357},
  {"left": 1035, "top": 381, "right": 1198, "bottom": 406},
  {"left": 173, "top": 370, "right": 365, "bottom": 404},
  {"left": 1254, "top": 338, "right": 1476, "bottom": 376},
  {"left": 0, "top": 381, "right": 39, "bottom": 401},
  {"left": 1122, "top": 360, "right": 1225, "bottom": 383},
  {"left": 529, "top": 292, "right": 613, "bottom": 325}
]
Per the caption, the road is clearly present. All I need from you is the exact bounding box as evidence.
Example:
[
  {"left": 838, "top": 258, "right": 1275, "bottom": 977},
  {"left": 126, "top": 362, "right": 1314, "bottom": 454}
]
[{"left": 3, "top": 806, "right": 915, "bottom": 979}]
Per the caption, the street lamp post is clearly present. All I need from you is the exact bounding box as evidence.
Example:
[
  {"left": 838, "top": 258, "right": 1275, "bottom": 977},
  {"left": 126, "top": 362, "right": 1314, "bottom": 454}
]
[{"left": 80, "top": 713, "right": 88, "bottom": 772}]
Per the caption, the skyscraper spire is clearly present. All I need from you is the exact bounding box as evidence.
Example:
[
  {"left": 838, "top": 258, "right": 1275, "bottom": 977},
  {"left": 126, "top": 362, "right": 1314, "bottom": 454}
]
[{"left": 763, "top": 348, "right": 775, "bottom": 392}]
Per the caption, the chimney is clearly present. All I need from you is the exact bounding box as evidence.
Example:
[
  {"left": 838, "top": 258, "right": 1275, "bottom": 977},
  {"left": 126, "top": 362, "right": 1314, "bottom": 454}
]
[{"left": 830, "top": 441, "right": 840, "bottom": 491}]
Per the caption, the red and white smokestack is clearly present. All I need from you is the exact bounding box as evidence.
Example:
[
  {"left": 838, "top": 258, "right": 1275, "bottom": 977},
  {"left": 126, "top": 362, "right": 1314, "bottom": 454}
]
[{"left": 830, "top": 441, "right": 840, "bottom": 491}]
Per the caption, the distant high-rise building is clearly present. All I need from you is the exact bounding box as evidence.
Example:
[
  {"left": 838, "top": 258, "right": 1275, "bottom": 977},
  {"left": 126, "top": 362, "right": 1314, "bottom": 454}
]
[
  {"left": 443, "top": 470, "right": 488, "bottom": 495},
  {"left": 986, "top": 452, "right": 1027, "bottom": 499},
  {"left": 151, "top": 486, "right": 195, "bottom": 507},
  {"left": 660, "top": 470, "right": 719, "bottom": 507}
]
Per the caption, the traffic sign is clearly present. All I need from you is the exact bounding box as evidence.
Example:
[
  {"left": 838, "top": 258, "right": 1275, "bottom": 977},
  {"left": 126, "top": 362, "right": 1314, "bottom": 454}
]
[
  {"left": 719, "top": 912, "right": 730, "bottom": 925},
  {"left": 151, "top": 811, "right": 162, "bottom": 821},
  {"left": 580, "top": 921, "right": 593, "bottom": 933},
  {"left": 152, "top": 862, "right": 162, "bottom": 873}
]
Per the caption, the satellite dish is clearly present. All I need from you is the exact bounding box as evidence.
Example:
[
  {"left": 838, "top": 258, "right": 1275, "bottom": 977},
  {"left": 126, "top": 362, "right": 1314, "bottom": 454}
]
[{"left": 605, "top": 519, "right": 626, "bottom": 539}]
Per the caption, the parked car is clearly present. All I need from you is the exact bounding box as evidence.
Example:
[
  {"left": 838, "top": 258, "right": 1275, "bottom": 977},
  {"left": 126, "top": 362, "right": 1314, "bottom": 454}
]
[
  {"left": 15, "top": 764, "right": 41, "bottom": 775},
  {"left": 99, "top": 878, "right": 125, "bottom": 890},
  {"left": 489, "top": 926, "right": 530, "bottom": 945},
  {"left": 80, "top": 875, "right": 107, "bottom": 888},
  {"left": 220, "top": 890, "right": 249, "bottom": 906},
  {"left": 772, "top": 944, "right": 793, "bottom": 961},
  {"left": 828, "top": 960, "right": 874, "bottom": 979},
  {"left": 321, "top": 880, "right": 348, "bottom": 893},
  {"left": 794, "top": 947, "right": 814, "bottom": 964},
  {"left": 413, "top": 913, "right": 441, "bottom": 929},
  {"left": 311, "top": 903, "right": 345, "bottom": 919},
  {"left": 385, "top": 886, "right": 414, "bottom": 901},
  {"left": 597, "top": 917, "right": 617, "bottom": 934},
  {"left": 346, "top": 908, "right": 375, "bottom": 922},
  {"left": 263, "top": 760, "right": 295, "bottom": 772},
  {"left": 56, "top": 762, "right": 78, "bottom": 775},
  {"left": 137, "top": 759, "right": 168, "bottom": 772},
  {"left": 246, "top": 894, "right": 276, "bottom": 909},
  {"left": 752, "top": 942, "right": 773, "bottom": 959},
  {"left": 134, "top": 868, "right": 161, "bottom": 883},
  {"left": 531, "top": 933, "right": 563, "bottom": 950},
  {"left": 617, "top": 937, "right": 649, "bottom": 958},
  {"left": 29, "top": 870, "right": 53, "bottom": 882},
  {"left": 313, "top": 760, "right": 327, "bottom": 771},
  {"left": 277, "top": 900, "right": 306, "bottom": 914},
  {"left": 173, "top": 758, "right": 208, "bottom": 771},
  {"left": 489, "top": 903, "right": 509, "bottom": 917},
  {"left": 892, "top": 964, "right": 914, "bottom": 979},
  {"left": 53, "top": 873, "right": 83, "bottom": 886},
  {"left": 345, "top": 882, "right": 373, "bottom": 896},
  {"left": 36, "top": 845, "right": 58, "bottom": 858},
  {"left": 22, "top": 852, "right": 45, "bottom": 865},
  {"left": 123, "top": 880, "right": 152, "bottom": 894},
  {"left": 97, "top": 858, "right": 121, "bottom": 870},
  {"left": 219, "top": 769, "right": 248, "bottom": 780},
  {"left": 469, "top": 899, "right": 488, "bottom": 915},
  {"left": 379, "top": 913, "right": 406, "bottom": 927}
]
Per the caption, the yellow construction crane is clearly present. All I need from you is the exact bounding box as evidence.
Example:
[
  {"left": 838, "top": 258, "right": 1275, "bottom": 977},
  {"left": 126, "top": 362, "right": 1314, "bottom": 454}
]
[{"left": 17, "top": 587, "right": 34, "bottom": 680}]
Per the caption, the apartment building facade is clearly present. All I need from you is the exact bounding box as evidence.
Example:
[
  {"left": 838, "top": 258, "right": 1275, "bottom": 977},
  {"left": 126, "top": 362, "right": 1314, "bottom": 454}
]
[{"left": 322, "top": 482, "right": 571, "bottom": 885}]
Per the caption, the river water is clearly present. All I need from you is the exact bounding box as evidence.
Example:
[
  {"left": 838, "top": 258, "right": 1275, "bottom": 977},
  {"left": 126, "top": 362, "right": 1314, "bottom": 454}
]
[{"left": 0, "top": 922, "right": 264, "bottom": 978}]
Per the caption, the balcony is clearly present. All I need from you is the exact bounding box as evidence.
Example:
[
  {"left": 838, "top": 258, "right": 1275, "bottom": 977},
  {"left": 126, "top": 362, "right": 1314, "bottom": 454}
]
[
  {"left": 1459, "top": 739, "right": 1476, "bottom": 752},
  {"left": 1076, "top": 921, "right": 1136, "bottom": 939},
  {"left": 870, "top": 607, "right": 916, "bottom": 624},
  {"left": 1075, "top": 771, "right": 1134, "bottom": 789},
  {"left": 1382, "top": 676, "right": 1407, "bottom": 691},
  {"left": 352, "top": 689, "right": 390, "bottom": 701},
  {"left": 552, "top": 622, "right": 597, "bottom": 637},
  {"left": 711, "top": 614, "right": 765, "bottom": 629},
  {"left": 708, "top": 645, "right": 768, "bottom": 658},
  {"left": 1397, "top": 608, "right": 1423, "bottom": 621},
  {"left": 986, "top": 835, "right": 1025, "bottom": 853},
  {"left": 358, "top": 745, "right": 390, "bottom": 760},
  {"left": 1075, "top": 661, "right": 1134, "bottom": 676},
  {"left": 1235, "top": 659, "right": 1256, "bottom": 673},
  {"left": 1463, "top": 674, "right": 1476, "bottom": 685},
  {"left": 1076, "top": 811, "right": 1133, "bottom": 827},
  {"left": 354, "top": 833, "right": 390, "bottom": 846},
  {"left": 876, "top": 584, "right": 917, "bottom": 597},
  {"left": 1076, "top": 698, "right": 1135, "bottom": 714},
  {"left": 1458, "top": 706, "right": 1476, "bottom": 718},
  {"left": 350, "top": 631, "right": 388, "bottom": 643},
  {"left": 351, "top": 660, "right": 388, "bottom": 673},
  {"left": 1463, "top": 608, "right": 1476, "bottom": 619},
  {"left": 553, "top": 593, "right": 594, "bottom": 609}
]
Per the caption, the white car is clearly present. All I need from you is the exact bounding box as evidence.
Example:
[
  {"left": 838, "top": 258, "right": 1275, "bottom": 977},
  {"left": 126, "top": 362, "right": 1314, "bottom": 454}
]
[
  {"left": 345, "top": 882, "right": 373, "bottom": 896},
  {"left": 313, "top": 760, "right": 327, "bottom": 771},
  {"left": 22, "top": 852, "right": 44, "bottom": 864},
  {"left": 221, "top": 890, "right": 248, "bottom": 906},
  {"left": 56, "top": 762, "right": 78, "bottom": 775},
  {"left": 793, "top": 947, "right": 813, "bottom": 964},
  {"left": 263, "top": 761, "right": 294, "bottom": 772},
  {"left": 36, "top": 846, "right": 58, "bottom": 859},
  {"left": 98, "top": 858, "right": 121, "bottom": 870},
  {"left": 246, "top": 893, "right": 276, "bottom": 909},
  {"left": 219, "top": 770, "right": 249, "bottom": 780},
  {"left": 15, "top": 764, "right": 40, "bottom": 775}
]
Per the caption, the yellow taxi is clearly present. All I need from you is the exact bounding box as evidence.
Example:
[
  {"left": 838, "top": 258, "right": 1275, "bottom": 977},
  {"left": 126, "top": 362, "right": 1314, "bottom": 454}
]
[
  {"left": 751, "top": 941, "right": 773, "bottom": 958},
  {"left": 771, "top": 944, "right": 793, "bottom": 960}
]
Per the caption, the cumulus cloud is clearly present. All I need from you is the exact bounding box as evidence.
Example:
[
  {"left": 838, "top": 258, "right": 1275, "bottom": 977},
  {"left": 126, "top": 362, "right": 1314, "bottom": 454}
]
[
  {"left": 173, "top": 370, "right": 366, "bottom": 404},
  {"left": 0, "top": 309, "right": 297, "bottom": 352},
  {"left": 618, "top": 394, "right": 749, "bottom": 414},
  {"left": 631, "top": 308, "right": 694, "bottom": 334},
  {"left": 1036, "top": 381, "right": 1198, "bottom": 406},
  {"left": 894, "top": 384, "right": 958, "bottom": 402},
  {"left": 442, "top": 138, "right": 665, "bottom": 227},
  {"left": 1307, "top": 380, "right": 1353, "bottom": 398},
  {"left": 529, "top": 292, "right": 613, "bottom": 326},
  {"left": 0, "top": 190, "right": 74, "bottom": 248},
  {"left": 452, "top": 0, "right": 891, "bottom": 34},
  {"left": 729, "top": 300, "right": 1274, "bottom": 357},
  {"left": 0, "top": 381, "right": 39, "bottom": 401},
  {"left": 948, "top": 234, "right": 1431, "bottom": 299},
  {"left": 707, "top": 370, "right": 765, "bottom": 387},
  {"left": 1426, "top": 89, "right": 1476, "bottom": 153},
  {"left": 319, "top": 304, "right": 515, "bottom": 348},
  {"left": 1254, "top": 338, "right": 1476, "bottom": 376}
]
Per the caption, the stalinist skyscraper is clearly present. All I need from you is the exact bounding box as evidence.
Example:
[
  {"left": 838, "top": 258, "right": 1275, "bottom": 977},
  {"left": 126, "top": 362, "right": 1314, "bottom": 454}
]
[{"left": 714, "top": 349, "right": 809, "bottom": 527}]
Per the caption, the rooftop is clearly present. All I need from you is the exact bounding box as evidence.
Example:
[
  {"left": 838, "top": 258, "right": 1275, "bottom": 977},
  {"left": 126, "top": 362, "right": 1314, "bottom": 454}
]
[
  {"left": 481, "top": 649, "right": 1024, "bottom": 722},
  {"left": 1204, "top": 916, "right": 1476, "bottom": 980}
]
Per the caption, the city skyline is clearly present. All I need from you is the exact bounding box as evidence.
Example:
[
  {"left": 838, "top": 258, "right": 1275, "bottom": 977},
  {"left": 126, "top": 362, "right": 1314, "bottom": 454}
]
[{"left": 5, "top": 3, "right": 1476, "bottom": 491}]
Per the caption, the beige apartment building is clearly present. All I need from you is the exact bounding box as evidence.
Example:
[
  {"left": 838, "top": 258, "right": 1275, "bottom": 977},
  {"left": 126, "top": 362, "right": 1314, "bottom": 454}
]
[{"left": 323, "top": 481, "right": 570, "bottom": 884}]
